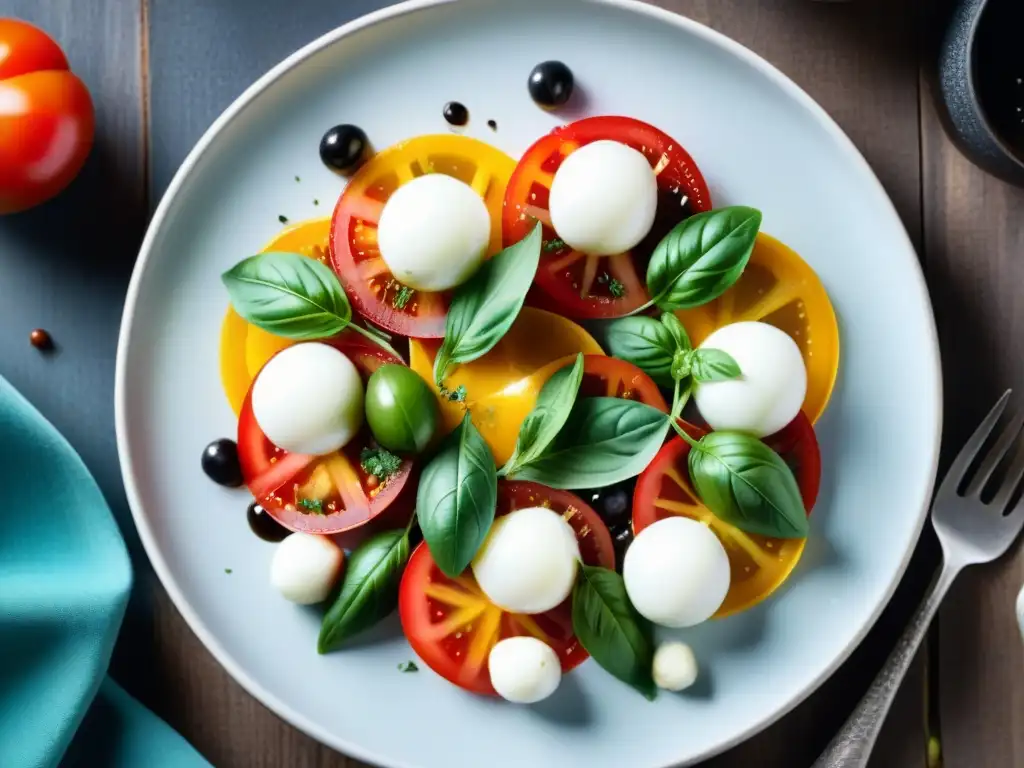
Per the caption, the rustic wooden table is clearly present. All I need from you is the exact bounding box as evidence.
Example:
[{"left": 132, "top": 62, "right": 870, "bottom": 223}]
[{"left": 2, "top": 0, "right": 1022, "bottom": 766}]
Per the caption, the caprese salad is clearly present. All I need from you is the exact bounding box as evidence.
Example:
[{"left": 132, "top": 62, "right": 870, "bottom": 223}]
[{"left": 207, "top": 60, "right": 839, "bottom": 704}]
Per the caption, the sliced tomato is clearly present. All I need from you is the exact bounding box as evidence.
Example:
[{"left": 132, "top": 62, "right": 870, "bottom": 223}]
[
  {"left": 574, "top": 354, "right": 668, "bottom": 410},
  {"left": 408, "top": 307, "right": 604, "bottom": 465},
  {"left": 675, "top": 233, "right": 840, "bottom": 424},
  {"left": 237, "top": 330, "right": 411, "bottom": 534},
  {"left": 632, "top": 415, "right": 820, "bottom": 616},
  {"left": 330, "top": 135, "right": 516, "bottom": 338},
  {"left": 503, "top": 116, "right": 712, "bottom": 319},
  {"left": 399, "top": 481, "right": 614, "bottom": 695}
]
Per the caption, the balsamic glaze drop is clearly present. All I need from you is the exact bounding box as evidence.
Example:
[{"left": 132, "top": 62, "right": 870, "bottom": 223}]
[
  {"left": 443, "top": 101, "right": 469, "bottom": 127},
  {"left": 247, "top": 502, "right": 290, "bottom": 543},
  {"left": 486, "top": 119, "right": 498, "bottom": 131}
]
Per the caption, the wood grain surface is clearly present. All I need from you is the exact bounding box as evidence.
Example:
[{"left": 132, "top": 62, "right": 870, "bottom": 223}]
[{"left": 1, "top": 0, "right": 1021, "bottom": 766}]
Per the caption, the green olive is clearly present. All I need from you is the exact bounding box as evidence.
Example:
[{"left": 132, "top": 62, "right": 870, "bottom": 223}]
[{"left": 364, "top": 364, "right": 439, "bottom": 453}]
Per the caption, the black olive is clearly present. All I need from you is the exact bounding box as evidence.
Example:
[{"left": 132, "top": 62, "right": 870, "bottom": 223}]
[
  {"left": 246, "top": 502, "right": 290, "bottom": 543},
  {"left": 584, "top": 482, "right": 633, "bottom": 529},
  {"left": 442, "top": 101, "right": 469, "bottom": 127},
  {"left": 527, "top": 61, "right": 574, "bottom": 109},
  {"left": 202, "top": 438, "right": 243, "bottom": 487},
  {"left": 319, "top": 124, "right": 370, "bottom": 174}
]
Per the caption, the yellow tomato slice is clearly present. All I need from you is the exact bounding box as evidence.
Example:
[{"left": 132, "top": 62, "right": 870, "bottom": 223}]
[
  {"left": 409, "top": 308, "right": 603, "bottom": 464},
  {"left": 674, "top": 233, "right": 839, "bottom": 424},
  {"left": 218, "top": 218, "right": 332, "bottom": 413}
]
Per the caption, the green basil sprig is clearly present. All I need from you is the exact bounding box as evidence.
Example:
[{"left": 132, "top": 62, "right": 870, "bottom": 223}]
[
  {"left": 674, "top": 348, "right": 742, "bottom": 383},
  {"left": 500, "top": 353, "right": 584, "bottom": 478},
  {"left": 434, "top": 224, "right": 542, "bottom": 385},
  {"left": 646, "top": 206, "right": 762, "bottom": 311},
  {"left": 507, "top": 397, "right": 670, "bottom": 489},
  {"left": 222, "top": 251, "right": 399, "bottom": 354},
  {"left": 605, "top": 314, "right": 690, "bottom": 389},
  {"left": 572, "top": 565, "right": 656, "bottom": 699},
  {"left": 688, "top": 431, "right": 808, "bottom": 538},
  {"left": 318, "top": 528, "right": 410, "bottom": 653},
  {"left": 416, "top": 415, "right": 497, "bottom": 576}
]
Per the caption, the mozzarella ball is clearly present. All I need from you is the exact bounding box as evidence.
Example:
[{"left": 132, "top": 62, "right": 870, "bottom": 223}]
[
  {"left": 548, "top": 140, "right": 657, "bottom": 256},
  {"left": 693, "top": 321, "right": 807, "bottom": 437},
  {"left": 472, "top": 506, "right": 580, "bottom": 614},
  {"left": 623, "top": 517, "right": 730, "bottom": 628},
  {"left": 488, "top": 636, "right": 561, "bottom": 704},
  {"left": 270, "top": 533, "right": 345, "bottom": 605},
  {"left": 377, "top": 173, "right": 490, "bottom": 292},
  {"left": 653, "top": 641, "right": 699, "bottom": 692},
  {"left": 251, "top": 342, "right": 365, "bottom": 455}
]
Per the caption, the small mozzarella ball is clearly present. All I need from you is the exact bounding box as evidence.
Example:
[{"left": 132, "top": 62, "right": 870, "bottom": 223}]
[
  {"left": 270, "top": 533, "right": 345, "bottom": 605},
  {"left": 623, "top": 517, "right": 730, "bottom": 628},
  {"left": 653, "top": 641, "right": 699, "bottom": 692},
  {"left": 377, "top": 174, "right": 491, "bottom": 292},
  {"left": 548, "top": 140, "right": 657, "bottom": 256},
  {"left": 488, "top": 636, "right": 561, "bottom": 704},
  {"left": 692, "top": 321, "right": 807, "bottom": 438},
  {"left": 251, "top": 342, "right": 364, "bottom": 456},
  {"left": 472, "top": 506, "right": 580, "bottom": 614}
]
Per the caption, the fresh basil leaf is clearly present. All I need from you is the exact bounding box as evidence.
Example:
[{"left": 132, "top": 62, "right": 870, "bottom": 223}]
[
  {"left": 659, "top": 312, "right": 691, "bottom": 352},
  {"left": 646, "top": 206, "right": 762, "bottom": 310},
  {"left": 605, "top": 317, "right": 678, "bottom": 388},
  {"left": 509, "top": 398, "right": 670, "bottom": 489},
  {"left": 671, "top": 349, "right": 692, "bottom": 381},
  {"left": 688, "top": 348, "right": 742, "bottom": 382},
  {"left": 222, "top": 251, "right": 352, "bottom": 339},
  {"left": 416, "top": 415, "right": 498, "bottom": 576},
  {"left": 317, "top": 529, "right": 409, "bottom": 652},
  {"left": 688, "top": 431, "right": 808, "bottom": 538},
  {"left": 500, "top": 353, "right": 584, "bottom": 477},
  {"left": 572, "top": 565, "right": 656, "bottom": 699},
  {"left": 434, "top": 224, "right": 543, "bottom": 385}
]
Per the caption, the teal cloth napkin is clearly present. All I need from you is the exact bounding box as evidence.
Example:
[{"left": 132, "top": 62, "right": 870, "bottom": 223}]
[{"left": 0, "top": 376, "right": 210, "bottom": 768}]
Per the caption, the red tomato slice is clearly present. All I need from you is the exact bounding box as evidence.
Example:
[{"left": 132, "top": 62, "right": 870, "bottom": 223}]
[
  {"left": 399, "top": 481, "right": 615, "bottom": 695},
  {"left": 330, "top": 134, "right": 516, "bottom": 338},
  {"left": 503, "top": 116, "right": 712, "bottom": 319},
  {"left": 631, "top": 415, "right": 821, "bottom": 616},
  {"left": 237, "top": 331, "right": 412, "bottom": 534},
  {"left": 575, "top": 354, "right": 669, "bottom": 411}
]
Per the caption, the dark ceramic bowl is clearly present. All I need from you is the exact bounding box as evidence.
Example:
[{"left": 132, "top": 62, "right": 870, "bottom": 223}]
[{"left": 938, "top": 0, "right": 1024, "bottom": 185}]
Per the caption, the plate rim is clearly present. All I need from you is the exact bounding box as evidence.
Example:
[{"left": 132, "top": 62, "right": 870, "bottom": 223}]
[{"left": 114, "top": 1, "right": 943, "bottom": 765}]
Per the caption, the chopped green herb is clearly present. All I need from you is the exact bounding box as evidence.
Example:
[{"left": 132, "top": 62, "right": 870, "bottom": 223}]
[
  {"left": 294, "top": 175, "right": 301, "bottom": 183},
  {"left": 397, "top": 661, "right": 419, "bottom": 672},
  {"left": 439, "top": 384, "right": 467, "bottom": 403},
  {"left": 360, "top": 447, "right": 403, "bottom": 480},
  {"left": 278, "top": 214, "right": 289, "bottom": 224},
  {"left": 224, "top": 568, "right": 233, "bottom": 574},
  {"left": 392, "top": 284, "right": 415, "bottom": 310},
  {"left": 543, "top": 238, "right": 566, "bottom": 253},
  {"left": 598, "top": 272, "right": 626, "bottom": 298},
  {"left": 298, "top": 497, "right": 324, "bottom": 514},
  {"left": 313, "top": 199, "right": 320, "bottom": 206}
]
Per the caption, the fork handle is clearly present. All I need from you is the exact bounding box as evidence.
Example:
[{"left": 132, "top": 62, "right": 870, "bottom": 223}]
[{"left": 811, "top": 563, "right": 959, "bottom": 768}]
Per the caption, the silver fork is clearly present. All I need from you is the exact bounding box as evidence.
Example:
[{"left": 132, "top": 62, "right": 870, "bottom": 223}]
[{"left": 814, "top": 390, "right": 1024, "bottom": 768}]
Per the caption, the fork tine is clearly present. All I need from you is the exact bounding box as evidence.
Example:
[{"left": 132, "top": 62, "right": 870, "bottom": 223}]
[
  {"left": 990, "top": 433, "right": 1024, "bottom": 511},
  {"left": 966, "top": 410, "right": 1024, "bottom": 498},
  {"left": 938, "top": 389, "right": 1012, "bottom": 498}
]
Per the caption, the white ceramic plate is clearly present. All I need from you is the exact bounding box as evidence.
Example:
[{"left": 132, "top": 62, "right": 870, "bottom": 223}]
[{"left": 115, "top": 1, "right": 942, "bottom": 766}]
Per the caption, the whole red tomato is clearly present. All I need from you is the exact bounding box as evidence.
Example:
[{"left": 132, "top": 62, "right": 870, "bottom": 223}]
[{"left": 0, "top": 19, "right": 94, "bottom": 214}]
